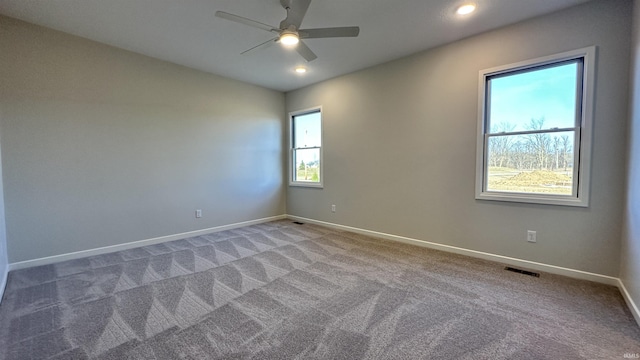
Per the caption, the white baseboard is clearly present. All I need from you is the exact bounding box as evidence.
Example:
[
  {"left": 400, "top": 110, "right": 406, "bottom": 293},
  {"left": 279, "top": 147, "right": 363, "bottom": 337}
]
[
  {"left": 618, "top": 279, "right": 640, "bottom": 327},
  {"left": 8, "top": 215, "right": 287, "bottom": 271},
  {"left": 288, "top": 215, "right": 620, "bottom": 287}
]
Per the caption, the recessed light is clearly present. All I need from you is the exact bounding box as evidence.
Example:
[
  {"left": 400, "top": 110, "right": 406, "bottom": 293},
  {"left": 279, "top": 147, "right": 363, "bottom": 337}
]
[
  {"left": 456, "top": 4, "right": 476, "bottom": 15},
  {"left": 295, "top": 66, "right": 307, "bottom": 74}
]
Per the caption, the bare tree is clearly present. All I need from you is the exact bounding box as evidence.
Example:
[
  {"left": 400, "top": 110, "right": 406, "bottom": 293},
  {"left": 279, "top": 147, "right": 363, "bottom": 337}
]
[
  {"left": 489, "top": 122, "right": 516, "bottom": 168},
  {"left": 511, "top": 141, "right": 527, "bottom": 169},
  {"left": 552, "top": 136, "right": 561, "bottom": 171},
  {"left": 561, "top": 135, "right": 572, "bottom": 171},
  {"left": 526, "top": 118, "right": 552, "bottom": 170}
]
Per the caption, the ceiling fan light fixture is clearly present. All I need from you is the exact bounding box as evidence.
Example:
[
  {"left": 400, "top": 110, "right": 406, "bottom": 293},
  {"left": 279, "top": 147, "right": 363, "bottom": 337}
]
[
  {"left": 280, "top": 32, "right": 299, "bottom": 46},
  {"left": 456, "top": 4, "right": 476, "bottom": 15}
]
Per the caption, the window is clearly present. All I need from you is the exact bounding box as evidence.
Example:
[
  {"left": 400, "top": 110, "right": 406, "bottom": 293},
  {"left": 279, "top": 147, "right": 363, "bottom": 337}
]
[
  {"left": 290, "top": 108, "right": 322, "bottom": 187},
  {"left": 475, "top": 47, "right": 595, "bottom": 207}
]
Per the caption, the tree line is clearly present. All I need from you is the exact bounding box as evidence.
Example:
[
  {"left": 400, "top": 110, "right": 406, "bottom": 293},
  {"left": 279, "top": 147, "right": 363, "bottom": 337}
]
[{"left": 489, "top": 118, "right": 573, "bottom": 171}]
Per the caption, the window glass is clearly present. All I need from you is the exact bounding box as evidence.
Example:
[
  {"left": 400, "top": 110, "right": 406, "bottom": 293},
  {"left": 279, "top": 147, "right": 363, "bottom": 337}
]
[
  {"left": 486, "top": 131, "right": 575, "bottom": 195},
  {"left": 488, "top": 62, "right": 579, "bottom": 133},
  {"left": 291, "top": 109, "right": 322, "bottom": 186},
  {"left": 293, "top": 112, "right": 321, "bottom": 148}
]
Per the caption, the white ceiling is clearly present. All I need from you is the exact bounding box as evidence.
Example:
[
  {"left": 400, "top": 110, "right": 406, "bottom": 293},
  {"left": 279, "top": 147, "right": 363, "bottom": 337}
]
[{"left": 0, "top": 0, "right": 592, "bottom": 92}]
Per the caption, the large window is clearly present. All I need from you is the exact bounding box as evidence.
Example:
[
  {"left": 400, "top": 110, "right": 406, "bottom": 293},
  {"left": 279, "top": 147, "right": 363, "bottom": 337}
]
[
  {"left": 475, "top": 47, "right": 595, "bottom": 207},
  {"left": 290, "top": 108, "right": 322, "bottom": 187}
]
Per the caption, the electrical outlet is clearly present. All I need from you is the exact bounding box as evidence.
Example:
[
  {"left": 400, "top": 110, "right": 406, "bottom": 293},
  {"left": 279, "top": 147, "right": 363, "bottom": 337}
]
[
  {"left": 195, "top": 209, "right": 202, "bottom": 218},
  {"left": 331, "top": 204, "right": 336, "bottom": 213},
  {"left": 527, "top": 230, "right": 536, "bottom": 243}
]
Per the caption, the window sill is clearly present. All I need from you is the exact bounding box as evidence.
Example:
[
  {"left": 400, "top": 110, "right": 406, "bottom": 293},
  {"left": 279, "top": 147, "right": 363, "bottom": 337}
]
[
  {"left": 289, "top": 182, "right": 324, "bottom": 189},
  {"left": 475, "top": 191, "right": 588, "bottom": 207}
]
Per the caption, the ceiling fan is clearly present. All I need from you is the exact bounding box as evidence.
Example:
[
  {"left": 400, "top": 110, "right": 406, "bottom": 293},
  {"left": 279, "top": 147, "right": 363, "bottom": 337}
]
[{"left": 215, "top": 0, "right": 360, "bottom": 62}]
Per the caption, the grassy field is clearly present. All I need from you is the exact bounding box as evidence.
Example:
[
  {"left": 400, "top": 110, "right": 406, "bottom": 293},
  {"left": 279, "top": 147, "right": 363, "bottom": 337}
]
[{"left": 296, "top": 166, "right": 320, "bottom": 182}]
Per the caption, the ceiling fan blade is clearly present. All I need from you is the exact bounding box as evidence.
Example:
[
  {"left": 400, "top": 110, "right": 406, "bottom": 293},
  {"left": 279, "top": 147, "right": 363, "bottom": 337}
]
[
  {"left": 299, "top": 26, "right": 360, "bottom": 39},
  {"left": 295, "top": 40, "right": 317, "bottom": 62},
  {"left": 215, "top": 11, "right": 278, "bottom": 33},
  {"left": 280, "top": 0, "right": 311, "bottom": 29},
  {"left": 241, "top": 37, "right": 278, "bottom": 55}
]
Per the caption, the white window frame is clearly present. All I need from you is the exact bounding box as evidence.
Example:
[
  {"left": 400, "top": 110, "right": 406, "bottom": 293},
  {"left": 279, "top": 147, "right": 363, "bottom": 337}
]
[
  {"left": 289, "top": 106, "right": 323, "bottom": 188},
  {"left": 475, "top": 46, "right": 596, "bottom": 207}
]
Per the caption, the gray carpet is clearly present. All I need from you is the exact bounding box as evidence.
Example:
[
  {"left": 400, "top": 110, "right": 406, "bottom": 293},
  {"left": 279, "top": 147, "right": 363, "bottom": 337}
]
[{"left": 0, "top": 220, "right": 638, "bottom": 359}]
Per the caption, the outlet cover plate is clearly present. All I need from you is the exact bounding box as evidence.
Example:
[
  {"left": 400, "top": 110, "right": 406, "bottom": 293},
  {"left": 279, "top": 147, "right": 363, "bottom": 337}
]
[{"left": 527, "top": 230, "right": 536, "bottom": 243}]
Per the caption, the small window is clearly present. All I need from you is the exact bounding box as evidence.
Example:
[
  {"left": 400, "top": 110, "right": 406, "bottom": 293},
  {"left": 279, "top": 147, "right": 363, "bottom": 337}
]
[
  {"left": 290, "top": 108, "right": 322, "bottom": 187},
  {"left": 475, "top": 47, "right": 595, "bottom": 207}
]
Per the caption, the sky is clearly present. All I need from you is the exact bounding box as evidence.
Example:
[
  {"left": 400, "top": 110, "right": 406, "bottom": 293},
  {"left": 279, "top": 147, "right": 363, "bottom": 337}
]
[
  {"left": 488, "top": 61, "right": 579, "bottom": 133},
  {"left": 293, "top": 111, "right": 321, "bottom": 148}
]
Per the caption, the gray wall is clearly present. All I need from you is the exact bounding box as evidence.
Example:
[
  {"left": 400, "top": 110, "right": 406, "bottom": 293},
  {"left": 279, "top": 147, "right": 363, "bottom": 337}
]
[
  {"left": 0, "top": 16, "right": 286, "bottom": 263},
  {"left": 286, "top": 0, "right": 631, "bottom": 276},
  {"left": 0, "top": 118, "right": 7, "bottom": 289},
  {"left": 621, "top": 0, "right": 640, "bottom": 316}
]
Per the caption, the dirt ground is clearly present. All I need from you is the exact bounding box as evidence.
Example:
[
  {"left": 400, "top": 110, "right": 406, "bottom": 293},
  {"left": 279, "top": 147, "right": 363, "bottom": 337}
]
[{"left": 488, "top": 169, "right": 573, "bottom": 194}]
